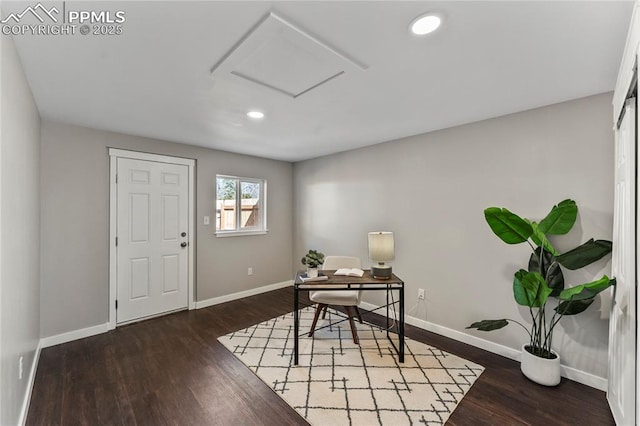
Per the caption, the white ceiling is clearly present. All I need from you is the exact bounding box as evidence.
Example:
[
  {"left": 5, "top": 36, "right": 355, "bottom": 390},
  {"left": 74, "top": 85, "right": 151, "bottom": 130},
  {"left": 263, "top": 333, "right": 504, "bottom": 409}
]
[{"left": 5, "top": 1, "right": 634, "bottom": 161}]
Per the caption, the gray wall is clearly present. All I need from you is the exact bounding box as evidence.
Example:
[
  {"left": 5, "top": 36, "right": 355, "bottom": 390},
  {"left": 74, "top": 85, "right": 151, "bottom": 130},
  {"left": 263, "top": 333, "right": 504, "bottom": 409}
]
[
  {"left": 293, "top": 93, "right": 614, "bottom": 379},
  {"left": 1, "top": 34, "right": 41, "bottom": 424},
  {"left": 40, "top": 121, "right": 293, "bottom": 338}
]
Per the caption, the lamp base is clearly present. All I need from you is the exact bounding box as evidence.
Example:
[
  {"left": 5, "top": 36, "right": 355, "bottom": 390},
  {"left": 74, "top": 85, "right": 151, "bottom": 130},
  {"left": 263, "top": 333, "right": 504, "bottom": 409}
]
[{"left": 371, "top": 265, "right": 392, "bottom": 280}]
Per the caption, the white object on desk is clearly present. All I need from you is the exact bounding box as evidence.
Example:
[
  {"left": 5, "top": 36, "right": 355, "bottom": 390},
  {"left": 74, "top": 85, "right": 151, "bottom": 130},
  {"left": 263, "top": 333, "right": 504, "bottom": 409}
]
[{"left": 334, "top": 268, "right": 364, "bottom": 277}]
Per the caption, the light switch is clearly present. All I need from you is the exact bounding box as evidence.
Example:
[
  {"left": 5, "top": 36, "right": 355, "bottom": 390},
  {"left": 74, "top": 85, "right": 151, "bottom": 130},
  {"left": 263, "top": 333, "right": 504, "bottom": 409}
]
[{"left": 204, "top": 216, "right": 210, "bottom": 225}]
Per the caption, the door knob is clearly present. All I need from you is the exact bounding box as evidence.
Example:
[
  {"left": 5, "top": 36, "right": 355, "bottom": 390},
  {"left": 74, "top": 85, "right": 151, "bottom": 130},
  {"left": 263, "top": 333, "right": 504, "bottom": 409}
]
[
  {"left": 181, "top": 242, "right": 188, "bottom": 248},
  {"left": 181, "top": 232, "right": 187, "bottom": 237}
]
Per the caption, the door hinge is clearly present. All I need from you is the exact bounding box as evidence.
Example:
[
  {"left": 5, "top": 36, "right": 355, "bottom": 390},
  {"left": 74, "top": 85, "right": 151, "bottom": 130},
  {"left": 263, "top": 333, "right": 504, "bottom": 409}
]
[
  {"left": 115, "top": 237, "right": 118, "bottom": 247},
  {"left": 115, "top": 174, "right": 118, "bottom": 184},
  {"left": 115, "top": 300, "right": 118, "bottom": 310}
]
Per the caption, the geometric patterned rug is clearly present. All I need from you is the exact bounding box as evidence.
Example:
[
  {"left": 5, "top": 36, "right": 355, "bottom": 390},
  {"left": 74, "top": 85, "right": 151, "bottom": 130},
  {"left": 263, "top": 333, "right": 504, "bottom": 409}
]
[{"left": 218, "top": 306, "right": 484, "bottom": 425}]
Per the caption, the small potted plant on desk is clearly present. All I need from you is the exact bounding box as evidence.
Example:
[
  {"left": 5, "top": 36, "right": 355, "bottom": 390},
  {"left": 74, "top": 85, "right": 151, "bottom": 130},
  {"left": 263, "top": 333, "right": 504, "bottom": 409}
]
[
  {"left": 301, "top": 249, "right": 325, "bottom": 278},
  {"left": 467, "top": 199, "right": 615, "bottom": 386}
]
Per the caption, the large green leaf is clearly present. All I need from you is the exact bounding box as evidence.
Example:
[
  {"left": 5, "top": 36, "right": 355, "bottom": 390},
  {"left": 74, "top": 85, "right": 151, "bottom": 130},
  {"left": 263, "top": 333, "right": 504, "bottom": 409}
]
[
  {"left": 528, "top": 247, "right": 564, "bottom": 297},
  {"left": 484, "top": 207, "right": 533, "bottom": 244},
  {"left": 523, "top": 272, "right": 553, "bottom": 307},
  {"left": 558, "top": 275, "right": 613, "bottom": 301},
  {"left": 466, "top": 319, "right": 509, "bottom": 331},
  {"left": 512, "top": 270, "right": 530, "bottom": 306},
  {"left": 513, "top": 270, "right": 551, "bottom": 307},
  {"left": 554, "top": 276, "right": 614, "bottom": 316},
  {"left": 556, "top": 239, "right": 613, "bottom": 270},
  {"left": 537, "top": 199, "right": 577, "bottom": 235},
  {"left": 529, "top": 222, "right": 559, "bottom": 256},
  {"left": 555, "top": 299, "right": 594, "bottom": 316}
]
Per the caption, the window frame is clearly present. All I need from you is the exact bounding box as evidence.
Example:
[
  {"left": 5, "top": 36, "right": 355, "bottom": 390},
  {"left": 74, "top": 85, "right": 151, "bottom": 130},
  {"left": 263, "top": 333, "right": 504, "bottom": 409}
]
[{"left": 215, "top": 174, "right": 267, "bottom": 237}]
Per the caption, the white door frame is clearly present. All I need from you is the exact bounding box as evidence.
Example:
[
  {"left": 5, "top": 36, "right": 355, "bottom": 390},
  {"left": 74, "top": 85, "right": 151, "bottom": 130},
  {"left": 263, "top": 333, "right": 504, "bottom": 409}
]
[
  {"left": 108, "top": 148, "right": 196, "bottom": 329},
  {"left": 613, "top": 7, "right": 640, "bottom": 422}
]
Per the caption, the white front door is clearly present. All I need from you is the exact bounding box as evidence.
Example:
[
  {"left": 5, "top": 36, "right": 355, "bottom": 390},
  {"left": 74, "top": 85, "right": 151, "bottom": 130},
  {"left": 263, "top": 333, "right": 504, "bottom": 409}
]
[
  {"left": 115, "top": 157, "right": 190, "bottom": 324},
  {"left": 608, "top": 97, "right": 637, "bottom": 425}
]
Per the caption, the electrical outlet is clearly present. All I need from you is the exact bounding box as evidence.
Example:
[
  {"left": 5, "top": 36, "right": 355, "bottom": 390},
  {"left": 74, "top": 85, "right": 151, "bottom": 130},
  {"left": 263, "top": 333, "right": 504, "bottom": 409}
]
[
  {"left": 204, "top": 216, "right": 210, "bottom": 225},
  {"left": 248, "top": 267, "right": 253, "bottom": 276},
  {"left": 19, "top": 356, "right": 24, "bottom": 380},
  {"left": 418, "top": 288, "right": 425, "bottom": 300}
]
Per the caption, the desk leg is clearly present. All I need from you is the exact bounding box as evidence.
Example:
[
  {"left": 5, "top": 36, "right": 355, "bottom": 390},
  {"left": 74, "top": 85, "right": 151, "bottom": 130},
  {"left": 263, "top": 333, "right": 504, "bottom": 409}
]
[
  {"left": 399, "top": 285, "right": 405, "bottom": 363},
  {"left": 293, "top": 286, "right": 299, "bottom": 365},
  {"left": 386, "top": 284, "right": 390, "bottom": 336}
]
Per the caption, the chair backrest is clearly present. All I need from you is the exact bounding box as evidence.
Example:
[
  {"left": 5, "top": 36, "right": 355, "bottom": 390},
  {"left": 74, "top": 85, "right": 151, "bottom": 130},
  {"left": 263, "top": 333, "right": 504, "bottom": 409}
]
[{"left": 322, "top": 256, "right": 362, "bottom": 270}]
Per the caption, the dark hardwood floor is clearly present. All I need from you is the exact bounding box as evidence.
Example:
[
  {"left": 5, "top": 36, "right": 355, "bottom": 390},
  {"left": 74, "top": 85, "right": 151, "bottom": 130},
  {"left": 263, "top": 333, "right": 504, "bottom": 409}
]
[{"left": 27, "top": 287, "right": 614, "bottom": 425}]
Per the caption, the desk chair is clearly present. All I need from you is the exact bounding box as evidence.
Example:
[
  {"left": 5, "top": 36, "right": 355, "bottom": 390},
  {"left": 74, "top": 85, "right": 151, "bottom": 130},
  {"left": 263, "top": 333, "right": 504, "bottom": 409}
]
[{"left": 308, "top": 256, "right": 363, "bottom": 344}]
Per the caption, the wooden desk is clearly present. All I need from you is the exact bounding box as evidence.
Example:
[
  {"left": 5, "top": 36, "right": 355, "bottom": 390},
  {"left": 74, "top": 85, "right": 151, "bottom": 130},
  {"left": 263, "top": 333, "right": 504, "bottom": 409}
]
[{"left": 293, "top": 269, "right": 405, "bottom": 365}]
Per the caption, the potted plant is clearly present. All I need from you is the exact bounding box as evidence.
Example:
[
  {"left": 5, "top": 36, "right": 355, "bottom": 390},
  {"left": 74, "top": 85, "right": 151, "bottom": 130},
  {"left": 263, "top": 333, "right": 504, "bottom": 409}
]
[
  {"left": 301, "top": 249, "right": 325, "bottom": 278},
  {"left": 467, "top": 199, "right": 615, "bottom": 386}
]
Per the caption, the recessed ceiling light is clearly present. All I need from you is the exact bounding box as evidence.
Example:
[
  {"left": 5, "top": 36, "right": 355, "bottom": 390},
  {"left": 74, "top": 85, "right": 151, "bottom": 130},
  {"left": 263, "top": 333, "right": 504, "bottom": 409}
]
[
  {"left": 410, "top": 14, "right": 442, "bottom": 36},
  {"left": 247, "top": 111, "right": 264, "bottom": 119}
]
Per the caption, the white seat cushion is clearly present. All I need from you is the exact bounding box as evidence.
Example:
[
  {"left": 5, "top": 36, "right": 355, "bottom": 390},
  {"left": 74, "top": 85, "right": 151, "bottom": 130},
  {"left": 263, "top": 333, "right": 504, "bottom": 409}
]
[{"left": 309, "top": 289, "right": 359, "bottom": 306}]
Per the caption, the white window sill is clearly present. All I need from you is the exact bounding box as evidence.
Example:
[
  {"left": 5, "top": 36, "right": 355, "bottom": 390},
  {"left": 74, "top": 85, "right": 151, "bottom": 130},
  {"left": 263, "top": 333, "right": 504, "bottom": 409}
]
[{"left": 215, "top": 229, "right": 268, "bottom": 238}]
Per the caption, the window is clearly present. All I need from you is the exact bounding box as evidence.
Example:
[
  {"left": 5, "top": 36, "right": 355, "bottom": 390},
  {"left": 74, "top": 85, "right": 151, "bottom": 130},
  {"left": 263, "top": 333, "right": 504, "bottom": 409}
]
[{"left": 216, "top": 175, "right": 267, "bottom": 236}]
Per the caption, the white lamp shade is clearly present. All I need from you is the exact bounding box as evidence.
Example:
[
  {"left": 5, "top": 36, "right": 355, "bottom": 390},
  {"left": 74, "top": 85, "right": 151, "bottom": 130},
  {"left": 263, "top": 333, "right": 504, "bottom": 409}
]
[{"left": 368, "top": 232, "right": 395, "bottom": 262}]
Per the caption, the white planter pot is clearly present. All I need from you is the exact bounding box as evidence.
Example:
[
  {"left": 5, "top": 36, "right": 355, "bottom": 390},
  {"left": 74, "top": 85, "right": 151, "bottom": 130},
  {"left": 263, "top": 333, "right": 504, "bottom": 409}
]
[
  {"left": 520, "top": 344, "right": 561, "bottom": 386},
  {"left": 307, "top": 267, "right": 318, "bottom": 278}
]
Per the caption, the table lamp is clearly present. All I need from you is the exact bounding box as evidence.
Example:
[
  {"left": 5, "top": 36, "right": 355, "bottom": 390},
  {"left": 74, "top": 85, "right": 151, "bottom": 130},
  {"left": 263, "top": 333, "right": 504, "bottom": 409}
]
[{"left": 368, "top": 231, "right": 394, "bottom": 279}]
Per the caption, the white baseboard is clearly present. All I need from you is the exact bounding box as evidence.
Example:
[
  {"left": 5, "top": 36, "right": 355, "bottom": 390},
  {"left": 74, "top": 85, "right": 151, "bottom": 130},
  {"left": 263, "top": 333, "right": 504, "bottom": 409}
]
[
  {"left": 40, "top": 322, "right": 110, "bottom": 349},
  {"left": 359, "top": 301, "right": 607, "bottom": 391},
  {"left": 18, "top": 340, "right": 42, "bottom": 426},
  {"left": 39, "top": 281, "right": 294, "bottom": 347},
  {"left": 559, "top": 364, "right": 607, "bottom": 391},
  {"left": 195, "top": 280, "right": 293, "bottom": 309}
]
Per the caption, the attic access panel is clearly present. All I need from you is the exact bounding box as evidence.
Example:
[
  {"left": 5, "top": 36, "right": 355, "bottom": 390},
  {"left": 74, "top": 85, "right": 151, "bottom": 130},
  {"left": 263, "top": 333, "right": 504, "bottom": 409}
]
[{"left": 210, "top": 12, "right": 366, "bottom": 99}]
